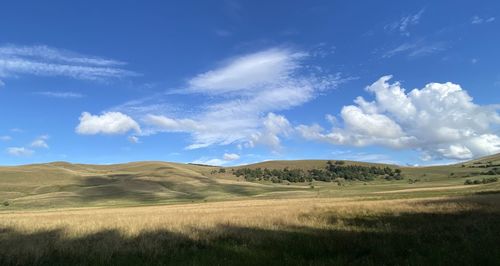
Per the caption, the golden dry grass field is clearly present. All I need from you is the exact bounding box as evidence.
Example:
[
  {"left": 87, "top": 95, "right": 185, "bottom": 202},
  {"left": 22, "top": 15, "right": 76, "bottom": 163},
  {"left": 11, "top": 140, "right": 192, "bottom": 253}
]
[{"left": 1, "top": 194, "right": 499, "bottom": 265}]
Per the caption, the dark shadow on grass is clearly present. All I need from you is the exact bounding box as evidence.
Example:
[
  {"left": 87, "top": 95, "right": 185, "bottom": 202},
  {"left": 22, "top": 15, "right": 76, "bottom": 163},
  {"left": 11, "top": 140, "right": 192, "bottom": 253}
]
[
  {"left": 474, "top": 190, "right": 500, "bottom": 195},
  {"left": 75, "top": 175, "right": 161, "bottom": 203},
  {"left": 2, "top": 196, "right": 500, "bottom": 266},
  {"left": 74, "top": 172, "right": 285, "bottom": 204}
]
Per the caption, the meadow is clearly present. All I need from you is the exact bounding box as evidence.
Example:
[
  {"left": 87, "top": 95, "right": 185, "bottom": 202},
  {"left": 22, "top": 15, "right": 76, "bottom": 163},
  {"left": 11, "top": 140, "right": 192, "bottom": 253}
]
[
  {"left": 1, "top": 155, "right": 500, "bottom": 265},
  {"left": 1, "top": 194, "right": 499, "bottom": 265}
]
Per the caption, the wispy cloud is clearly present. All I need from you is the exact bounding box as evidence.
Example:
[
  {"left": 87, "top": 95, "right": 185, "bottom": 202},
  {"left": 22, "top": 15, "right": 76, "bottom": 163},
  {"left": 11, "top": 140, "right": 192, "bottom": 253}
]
[
  {"left": 30, "top": 135, "right": 49, "bottom": 149},
  {"left": 0, "top": 45, "right": 125, "bottom": 66},
  {"left": 187, "top": 48, "right": 308, "bottom": 94},
  {"left": 6, "top": 135, "right": 50, "bottom": 157},
  {"left": 223, "top": 153, "right": 240, "bottom": 161},
  {"left": 35, "top": 91, "right": 84, "bottom": 99},
  {"left": 334, "top": 151, "right": 399, "bottom": 165},
  {"left": 385, "top": 9, "right": 425, "bottom": 36},
  {"left": 471, "top": 15, "right": 495, "bottom": 24},
  {"left": 131, "top": 48, "right": 346, "bottom": 150},
  {"left": 10, "top": 128, "right": 24, "bottom": 133},
  {"left": 383, "top": 40, "right": 446, "bottom": 58},
  {"left": 191, "top": 157, "right": 228, "bottom": 166},
  {"left": 192, "top": 153, "right": 241, "bottom": 166},
  {"left": 0, "top": 44, "right": 137, "bottom": 84},
  {"left": 128, "top": 135, "right": 140, "bottom": 144},
  {"left": 6, "top": 147, "right": 34, "bottom": 157},
  {"left": 0, "top": 135, "right": 11, "bottom": 141}
]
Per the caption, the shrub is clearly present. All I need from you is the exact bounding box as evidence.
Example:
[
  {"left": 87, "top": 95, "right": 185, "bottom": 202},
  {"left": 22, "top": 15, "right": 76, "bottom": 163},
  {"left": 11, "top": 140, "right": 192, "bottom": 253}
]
[
  {"left": 2, "top": 201, "right": 9, "bottom": 207},
  {"left": 270, "top": 177, "right": 281, "bottom": 183},
  {"left": 465, "top": 177, "right": 498, "bottom": 185},
  {"left": 483, "top": 177, "right": 498, "bottom": 184},
  {"left": 234, "top": 162, "right": 397, "bottom": 183}
]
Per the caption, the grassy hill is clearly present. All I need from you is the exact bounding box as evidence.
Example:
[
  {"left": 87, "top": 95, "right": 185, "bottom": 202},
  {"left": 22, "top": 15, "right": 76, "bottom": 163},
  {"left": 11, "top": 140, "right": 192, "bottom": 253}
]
[
  {"left": 1, "top": 155, "right": 499, "bottom": 265},
  {"left": 1, "top": 154, "right": 499, "bottom": 210},
  {"left": 233, "top": 159, "right": 397, "bottom": 170},
  {"left": 0, "top": 161, "right": 306, "bottom": 209},
  {"left": 234, "top": 154, "right": 500, "bottom": 180}
]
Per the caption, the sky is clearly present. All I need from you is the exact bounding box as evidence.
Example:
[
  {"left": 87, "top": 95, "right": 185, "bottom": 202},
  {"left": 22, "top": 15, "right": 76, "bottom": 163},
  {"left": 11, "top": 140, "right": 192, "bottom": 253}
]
[{"left": 1, "top": 0, "right": 499, "bottom": 166}]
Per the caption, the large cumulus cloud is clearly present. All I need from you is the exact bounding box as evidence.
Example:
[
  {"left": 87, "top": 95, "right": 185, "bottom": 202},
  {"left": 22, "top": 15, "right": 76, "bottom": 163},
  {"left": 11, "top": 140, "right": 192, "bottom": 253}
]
[{"left": 297, "top": 75, "right": 500, "bottom": 161}]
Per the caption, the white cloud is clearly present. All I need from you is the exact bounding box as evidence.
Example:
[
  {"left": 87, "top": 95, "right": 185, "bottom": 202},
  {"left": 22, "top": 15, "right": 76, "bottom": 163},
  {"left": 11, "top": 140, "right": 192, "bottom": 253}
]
[
  {"left": 31, "top": 139, "right": 48, "bottom": 148},
  {"left": 193, "top": 153, "right": 241, "bottom": 166},
  {"left": 223, "top": 153, "right": 240, "bottom": 161},
  {"left": 137, "top": 48, "right": 344, "bottom": 150},
  {"left": 3, "top": 135, "right": 48, "bottom": 157},
  {"left": 436, "top": 144, "right": 472, "bottom": 160},
  {"left": 0, "top": 135, "right": 11, "bottom": 141},
  {"left": 144, "top": 115, "right": 203, "bottom": 133},
  {"left": 310, "top": 43, "right": 336, "bottom": 58},
  {"left": 248, "top": 113, "right": 292, "bottom": 150},
  {"left": 10, "top": 128, "right": 23, "bottom": 133},
  {"left": 383, "top": 41, "right": 446, "bottom": 58},
  {"left": 334, "top": 151, "right": 398, "bottom": 165},
  {"left": 31, "top": 135, "right": 49, "bottom": 149},
  {"left": 187, "top": 48, "right": 306, "bottom": 94},
  {"left": 0, "top": 45, "right": 125, "bottom": 66},
  {"left": 471, "top": 16, "right": 495, "bottom": 24},
  {"left": 385, "top": 9, "right": 424, "bottom": 36},
  {"left": 128, "top": 135, "right": 140, "bottom": 144},
  {"left": 6, "top": 147, "right": 34, "bottom": 157},
  {"left": 0, "top": 44, "right": 136, "bottom": 84},
  {"left": 76, "top": 112, "right": 141, "bottom": 135},
  {"left": 35, "top": 91, "right": 84, "bottom": 98},
  {"left": 191, "top": 158, "right": 228, "bottom": 166},
  {"left": 297, "top": 75, "right": 500, "bottom": 161}
]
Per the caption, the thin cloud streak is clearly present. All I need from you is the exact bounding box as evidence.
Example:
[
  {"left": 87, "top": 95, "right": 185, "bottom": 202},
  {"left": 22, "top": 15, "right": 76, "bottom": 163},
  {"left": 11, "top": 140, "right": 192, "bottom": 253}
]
[
  {"left": 0, "top": 44, "right": 137, "bottom": 83},
  {"left": 35, "top": 91, "right": 85, "bottom": 98}
]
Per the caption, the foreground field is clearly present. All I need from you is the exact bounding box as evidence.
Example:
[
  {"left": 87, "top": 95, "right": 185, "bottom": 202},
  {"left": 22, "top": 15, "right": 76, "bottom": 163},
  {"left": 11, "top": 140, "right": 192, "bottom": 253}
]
[{"left": 1, "top": 193, "right": 499, "bottom": 265}]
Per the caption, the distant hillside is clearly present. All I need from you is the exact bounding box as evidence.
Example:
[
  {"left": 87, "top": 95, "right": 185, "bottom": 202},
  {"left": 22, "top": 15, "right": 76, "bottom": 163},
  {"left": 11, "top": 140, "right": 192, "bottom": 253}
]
[
  {"left": 232, "top": 159, "right": 397, "bottom": 170},
  {"left": 462, "top": 153, "right": 500, "bottom": 166},
  {"left": 0, "top": 161, "right": 303, "bottom": 209},
  {"left": 1, "top": 154, "right": 499, "bottom": 210}
]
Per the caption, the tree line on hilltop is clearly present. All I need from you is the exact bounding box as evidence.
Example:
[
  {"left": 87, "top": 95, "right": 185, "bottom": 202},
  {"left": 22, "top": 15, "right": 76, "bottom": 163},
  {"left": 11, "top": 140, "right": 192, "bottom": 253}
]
[{"left": 230, "top": 160, "right": 402, "bottom": 183}]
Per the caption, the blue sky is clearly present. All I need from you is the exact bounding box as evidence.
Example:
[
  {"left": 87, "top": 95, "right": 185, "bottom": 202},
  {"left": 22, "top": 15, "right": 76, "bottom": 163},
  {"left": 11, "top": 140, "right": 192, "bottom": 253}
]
[{"left": 1, "top": 0, "right": 499, "bottom": 166}]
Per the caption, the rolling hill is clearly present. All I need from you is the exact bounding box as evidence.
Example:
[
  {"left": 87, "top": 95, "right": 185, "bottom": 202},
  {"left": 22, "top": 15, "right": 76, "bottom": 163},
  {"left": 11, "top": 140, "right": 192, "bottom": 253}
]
[{"left": 1, "top": 154, "right": 499, "bottom": 210}]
